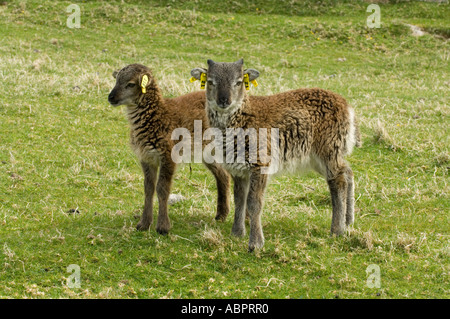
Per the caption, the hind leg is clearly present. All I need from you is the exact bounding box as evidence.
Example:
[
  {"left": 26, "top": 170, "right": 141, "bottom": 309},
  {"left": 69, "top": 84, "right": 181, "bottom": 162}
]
[
  {"left": 345, "top": 167, "right": 355, "bottom": 226},
  {"left": 313, "top": 156, "right": 349, "bottom": 234},
  {"left": 327, "top": 166, "right": 348, "bottom": 236}
]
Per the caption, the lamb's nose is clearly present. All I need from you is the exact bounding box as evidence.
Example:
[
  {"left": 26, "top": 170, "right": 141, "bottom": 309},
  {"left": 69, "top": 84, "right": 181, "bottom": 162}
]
[
  {"left": 108, "top": 92, "right": 115, "bottom": 102},
  {"left": 218, "top": 96, "right": 230, "bottom": 107}
]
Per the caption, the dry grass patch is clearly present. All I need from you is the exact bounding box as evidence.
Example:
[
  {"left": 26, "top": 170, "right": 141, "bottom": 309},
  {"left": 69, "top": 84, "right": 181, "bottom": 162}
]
[{"left": 199, "top": 225, "right": 225, "bottom": 248}]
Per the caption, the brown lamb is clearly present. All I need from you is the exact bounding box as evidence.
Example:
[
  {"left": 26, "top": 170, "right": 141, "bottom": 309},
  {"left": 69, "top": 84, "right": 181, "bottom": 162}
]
[
  {"left": 191, "top": 59, "right": 361, "bottom": 251},
  {"left": 108, "top": 63, "right": 230, "bottom": 234}
]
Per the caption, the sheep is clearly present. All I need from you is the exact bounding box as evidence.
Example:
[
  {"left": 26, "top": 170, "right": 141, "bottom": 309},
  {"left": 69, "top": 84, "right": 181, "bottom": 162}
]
[
  {"left": 191, "top": 58, "right": 361, "bottom": 251},
  {"left": 108, "top": 63, "right": 230, "bottom": 234}
]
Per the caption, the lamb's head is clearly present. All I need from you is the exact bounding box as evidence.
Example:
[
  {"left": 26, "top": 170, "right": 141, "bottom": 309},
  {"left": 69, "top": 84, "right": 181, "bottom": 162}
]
[
  {"left": 108, "top": 64, "right": 153, "bottom": 107},
  {"left": 191, "top": 59, "right": 259, "bottom": 113}
]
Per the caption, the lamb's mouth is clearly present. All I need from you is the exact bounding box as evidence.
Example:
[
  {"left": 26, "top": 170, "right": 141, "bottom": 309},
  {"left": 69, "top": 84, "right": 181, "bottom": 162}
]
[
  {"left": 217, "top": 102, "right": 231, "bottom": 109},
  {"left": 208, "top": 99, "right": 239, "bottom": 113},
  {"left": 108, "top": 98, "right": 123, "bottom": 107}
]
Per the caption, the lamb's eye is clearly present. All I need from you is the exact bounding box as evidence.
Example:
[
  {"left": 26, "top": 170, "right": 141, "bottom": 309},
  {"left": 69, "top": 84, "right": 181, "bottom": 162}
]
[
  {"left": 236, "top": 81, "right": 243, "bottom": 86},
  {"left": 126, "top": 83, "right": 136, "bottom": 89},
  {"left": 207, "top": 81, "right": 214, "bottom": 86}
]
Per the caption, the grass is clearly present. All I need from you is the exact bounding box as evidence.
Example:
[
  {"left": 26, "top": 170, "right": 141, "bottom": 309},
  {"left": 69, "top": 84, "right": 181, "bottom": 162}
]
[{"left": 0, "top": 0, "right": 449, "bottom": 299}]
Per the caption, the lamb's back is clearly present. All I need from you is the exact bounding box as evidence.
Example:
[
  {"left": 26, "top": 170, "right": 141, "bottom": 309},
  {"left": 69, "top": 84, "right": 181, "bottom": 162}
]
[{"left": 164, "top": 91, "right": 208, "bottom": 133}]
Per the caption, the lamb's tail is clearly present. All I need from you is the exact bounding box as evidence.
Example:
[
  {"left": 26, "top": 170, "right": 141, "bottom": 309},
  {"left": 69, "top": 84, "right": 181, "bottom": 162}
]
[{"left": 345, "top": 107, "right": 362, "bottom": 155}]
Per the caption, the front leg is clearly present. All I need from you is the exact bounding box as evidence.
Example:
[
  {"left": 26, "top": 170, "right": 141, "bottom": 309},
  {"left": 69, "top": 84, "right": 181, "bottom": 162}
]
[
  {"left": 231, "top": 175, "right": 250, "bottom": 237},
  {"left": 156, "top": 156, "right": 176, "bottom": 235},
  {"left": 136, "top": 161, "right": 157, "bottom": 231},
  {"left": 204, "top": 162, "right": 231, "bottom": 222},
  {"left": 246, "top": 171, "right": 268, "bottom": 252}
]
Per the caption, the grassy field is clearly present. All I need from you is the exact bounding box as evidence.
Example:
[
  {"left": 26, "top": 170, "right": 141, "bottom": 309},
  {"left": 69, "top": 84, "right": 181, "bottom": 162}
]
[{"left": 0, "top": 0, "right": 448, "bottom": 299}]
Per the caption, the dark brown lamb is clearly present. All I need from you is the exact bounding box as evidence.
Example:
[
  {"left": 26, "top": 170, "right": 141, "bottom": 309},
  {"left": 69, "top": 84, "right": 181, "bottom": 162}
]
[{"left": 108, "top": 63, "right": 230, "bottom": 234}]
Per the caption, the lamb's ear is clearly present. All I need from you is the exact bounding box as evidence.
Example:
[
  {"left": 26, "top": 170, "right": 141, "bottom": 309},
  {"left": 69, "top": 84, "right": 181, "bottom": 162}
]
[
  {"left": 112, "top": 69, "right": 120, "bottom": 79},
  {"left": 190, "top": 68, "right": 207, "bottom": 80},
  {"left": 244, "top": 68, "right": 260, "bottom": 82},
  {"left": 235, "top": 58, "right": 244, "bottom": 66}
]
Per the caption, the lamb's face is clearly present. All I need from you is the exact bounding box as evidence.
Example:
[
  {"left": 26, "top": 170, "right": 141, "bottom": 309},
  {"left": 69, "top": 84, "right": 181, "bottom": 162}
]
[
  {"left": 108, "top": 64, "right": 151, "bottom": 107},
  {"left": 191, "top": 59, "right": 259, "bottom": 114}
]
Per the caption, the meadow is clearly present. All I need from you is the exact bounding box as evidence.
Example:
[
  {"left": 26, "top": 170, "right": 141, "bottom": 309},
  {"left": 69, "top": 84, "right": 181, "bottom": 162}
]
[{"left": 0, "top": 0, "right": 448, "bottom": 299}]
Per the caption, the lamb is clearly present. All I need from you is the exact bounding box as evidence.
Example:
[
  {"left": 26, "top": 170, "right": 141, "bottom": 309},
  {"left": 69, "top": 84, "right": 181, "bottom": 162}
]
[
  {"left": 108, "top": 63, "right": 230, "bottom": 234},
  {"left": 191, "top": 59, "right": 361, "bottom": 251}
]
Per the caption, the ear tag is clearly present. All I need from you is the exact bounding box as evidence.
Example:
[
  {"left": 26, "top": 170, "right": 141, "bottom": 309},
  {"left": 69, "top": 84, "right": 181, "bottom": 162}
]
[
  {"left": 189, "top": 77, "right": 197, "bottom": 83},
  {"left": 200, "top": 73, "right": 207, "bottom": 90},
  {"left": 251, "top": 79, "right": 258, "bottom": 87},
  {"left": 141, "top": 75, "right": 149, "bottom": 93},
  {"left": 243, "top": 74, "right": 250, "bottom": 90}
]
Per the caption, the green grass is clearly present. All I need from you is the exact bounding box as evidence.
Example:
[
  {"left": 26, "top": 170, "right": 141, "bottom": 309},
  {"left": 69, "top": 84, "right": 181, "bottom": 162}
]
[{"left": 0, "top": 0, "right": 449, "bottom": 299}]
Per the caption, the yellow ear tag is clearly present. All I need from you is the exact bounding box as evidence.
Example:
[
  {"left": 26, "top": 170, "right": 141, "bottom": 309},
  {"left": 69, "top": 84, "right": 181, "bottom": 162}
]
[
  {"left": 251, "top": 79, "right": 258, "bottom": 87},
  {"left": 243, "top": 74, "right": 250, "bottom": 90},
  {"left": 189, "top": 76, "right": 197, "bottom": 83},
  {"left": 200, "top": 73, "right": 207, "bottom": 90},
  {"left": 141, "top": 75, "right": 149, "bottom": 94}
]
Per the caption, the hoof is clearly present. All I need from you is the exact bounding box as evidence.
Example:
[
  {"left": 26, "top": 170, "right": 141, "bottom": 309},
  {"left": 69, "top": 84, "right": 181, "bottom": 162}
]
[
  {"left": 215, "top": 214, "right": 227, "bottom": 222},
  {"left": 156, "top": 227, "right": 169, "bottom": 235},
  {"left": 330, "top": 227, "right": 345, "bottom": 236},
  {"left": 136, "top": 221, "right": 150, "bottom": 231},
  {"left": 248, "top": 237, "right": 264, "bottom": 252}
]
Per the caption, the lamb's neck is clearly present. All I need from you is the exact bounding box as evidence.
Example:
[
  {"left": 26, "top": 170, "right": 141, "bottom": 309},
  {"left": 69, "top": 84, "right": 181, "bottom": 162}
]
[
  {"left": 126, "top": 84, "right": 170, "bottom": 142},
  {"left": 138, "top": 84, "right": 164, "bottom": 109},
  {"left": 207, "top": 98, "right": 249, "bottom": 130},
  {"left": 126, "top": 84, "right": 165, "bottom": 123}
]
